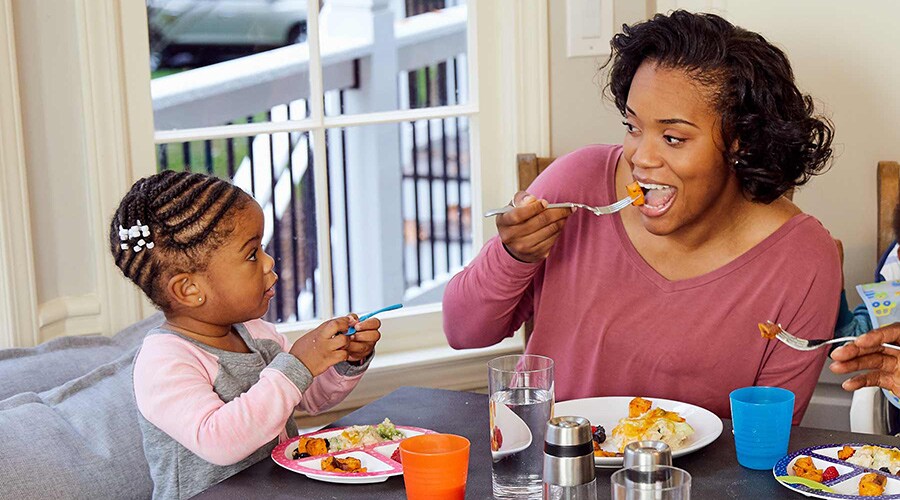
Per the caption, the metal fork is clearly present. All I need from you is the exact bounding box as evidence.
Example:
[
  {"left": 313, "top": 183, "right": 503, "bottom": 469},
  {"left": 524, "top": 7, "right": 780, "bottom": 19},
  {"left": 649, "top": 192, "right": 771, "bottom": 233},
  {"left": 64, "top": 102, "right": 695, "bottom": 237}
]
[
  {"left": 483, "top": 194, "right": 638, "bottom": 218},
  {"left": 762, "top": 321, "right": 900, "bottom": 351}
]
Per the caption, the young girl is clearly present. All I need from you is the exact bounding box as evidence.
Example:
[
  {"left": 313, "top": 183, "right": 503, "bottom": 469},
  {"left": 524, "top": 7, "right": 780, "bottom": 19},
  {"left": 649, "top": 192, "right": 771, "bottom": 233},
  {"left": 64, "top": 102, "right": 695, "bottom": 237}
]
[{"left": 110, "top": 170, "right": 381, "bottom": 499}]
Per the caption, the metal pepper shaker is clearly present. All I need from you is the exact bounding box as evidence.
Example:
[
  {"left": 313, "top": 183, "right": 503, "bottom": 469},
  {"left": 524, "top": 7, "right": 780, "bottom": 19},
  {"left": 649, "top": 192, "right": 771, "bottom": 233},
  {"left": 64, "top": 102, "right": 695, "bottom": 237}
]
[{"left": 542, "top": 416, "right": 598, "bottom": 500}]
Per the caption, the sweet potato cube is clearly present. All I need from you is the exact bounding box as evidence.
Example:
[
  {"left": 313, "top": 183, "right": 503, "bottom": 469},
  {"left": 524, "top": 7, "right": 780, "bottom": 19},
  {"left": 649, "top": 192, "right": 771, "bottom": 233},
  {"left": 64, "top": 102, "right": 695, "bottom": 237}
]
[
  {"left": 837, "top": 445, "right": 855, "bottom": 460},
  {"left": 628, "top": 397, "right": 652, "bottom": 418},
  {"left": 626, "top": 182, "right": 645, "bottom": 206},
  {"left": 859, "top": 473, "right": 886, "bottom": 496}
]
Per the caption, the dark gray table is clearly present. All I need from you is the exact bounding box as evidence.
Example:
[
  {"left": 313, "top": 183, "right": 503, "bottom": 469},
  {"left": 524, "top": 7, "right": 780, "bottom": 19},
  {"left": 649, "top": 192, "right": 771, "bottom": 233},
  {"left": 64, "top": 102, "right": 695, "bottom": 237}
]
[{"left": 193, "top": 386, "right": 900, "bottom": 499}]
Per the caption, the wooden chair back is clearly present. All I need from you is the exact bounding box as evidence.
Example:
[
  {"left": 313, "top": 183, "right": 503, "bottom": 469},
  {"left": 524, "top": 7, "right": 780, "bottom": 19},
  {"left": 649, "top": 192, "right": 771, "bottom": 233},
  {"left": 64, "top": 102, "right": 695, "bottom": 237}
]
[
  {"left": 878, "top": 161, "right": 900, "bottom": 259},
  {"left": 516, "top": 154, "right": 555, "bottom": 347}
]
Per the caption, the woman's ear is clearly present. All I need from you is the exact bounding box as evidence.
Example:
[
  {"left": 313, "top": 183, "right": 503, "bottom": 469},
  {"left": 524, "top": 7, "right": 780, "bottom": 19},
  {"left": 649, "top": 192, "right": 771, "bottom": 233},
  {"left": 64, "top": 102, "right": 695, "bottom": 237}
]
[{"left": 166, "top": 274, "right": 204, "bottom": 308}]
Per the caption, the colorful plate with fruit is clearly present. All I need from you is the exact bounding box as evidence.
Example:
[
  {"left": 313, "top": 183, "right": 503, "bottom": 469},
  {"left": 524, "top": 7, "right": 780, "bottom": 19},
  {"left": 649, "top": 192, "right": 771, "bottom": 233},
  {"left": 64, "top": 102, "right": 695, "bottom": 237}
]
[
  {"left": 773, "top": 443, "right": 900, "bottom": 498},
  {"left": 271, "top": 424, "right": 435, "bottom": 484}
]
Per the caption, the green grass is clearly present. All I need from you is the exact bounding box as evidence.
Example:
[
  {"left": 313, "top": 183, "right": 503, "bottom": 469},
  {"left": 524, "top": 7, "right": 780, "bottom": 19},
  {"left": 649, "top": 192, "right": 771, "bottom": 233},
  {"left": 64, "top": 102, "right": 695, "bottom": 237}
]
[
  {"left": 151, "top": 68, "right": 187, "bottom": 79},
  {"left": 157, "top": 113, "right": 271, "bottom": 177}
]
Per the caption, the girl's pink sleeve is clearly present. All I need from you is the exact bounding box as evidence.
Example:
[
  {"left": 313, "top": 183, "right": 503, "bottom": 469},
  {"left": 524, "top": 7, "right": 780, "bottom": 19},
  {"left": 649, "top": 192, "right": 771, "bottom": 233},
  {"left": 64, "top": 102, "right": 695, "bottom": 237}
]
[
  {"left": 133, "top": 335, "right": 310, "bottom": 466},
  {"left": 244, "top": 319, "right": 368, "bottom": 415}
]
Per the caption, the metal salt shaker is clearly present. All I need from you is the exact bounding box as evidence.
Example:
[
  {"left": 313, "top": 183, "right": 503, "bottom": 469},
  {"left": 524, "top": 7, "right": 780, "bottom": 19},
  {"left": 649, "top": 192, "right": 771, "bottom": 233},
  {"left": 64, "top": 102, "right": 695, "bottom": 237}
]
[
  {"left": 542, "top": 416, "right": 598, "bottom": 500},
  {"left": 623, "top": 440, "right": 673, "bottom": 469}
]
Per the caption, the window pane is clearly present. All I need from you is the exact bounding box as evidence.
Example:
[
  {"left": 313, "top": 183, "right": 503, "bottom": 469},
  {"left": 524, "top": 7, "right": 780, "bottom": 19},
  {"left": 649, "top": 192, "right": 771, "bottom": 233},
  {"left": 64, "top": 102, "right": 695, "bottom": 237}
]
[
  {"left": 155, "top": 126, "right": 324, "bottom": 324},
  {"left": 148, "top": 0, "right": 313, "bottom": 131},
  {"left": 319, "top": 0, "right": 468, "bottom": 117},
  {"left": 326, "top": 120, "right": 472, "bottom": 315}
]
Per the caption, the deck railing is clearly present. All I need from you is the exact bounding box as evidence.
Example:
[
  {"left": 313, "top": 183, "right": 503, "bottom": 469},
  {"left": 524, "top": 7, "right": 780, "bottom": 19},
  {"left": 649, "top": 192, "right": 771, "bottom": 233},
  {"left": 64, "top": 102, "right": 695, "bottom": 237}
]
[{"left": 151, "top": 1, "right": 470, "bottom": 322}]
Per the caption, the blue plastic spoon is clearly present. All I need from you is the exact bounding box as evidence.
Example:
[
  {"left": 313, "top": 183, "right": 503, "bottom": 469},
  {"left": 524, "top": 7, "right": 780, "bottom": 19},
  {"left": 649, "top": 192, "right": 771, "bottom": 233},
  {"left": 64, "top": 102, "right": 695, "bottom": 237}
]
[{"left": 345, "top": 303, "right": 403, "bottom": 335}]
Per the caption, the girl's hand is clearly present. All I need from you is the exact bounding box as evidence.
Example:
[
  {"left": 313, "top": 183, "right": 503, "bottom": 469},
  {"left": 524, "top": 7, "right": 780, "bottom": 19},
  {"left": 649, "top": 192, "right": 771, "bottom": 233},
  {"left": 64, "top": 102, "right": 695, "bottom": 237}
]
[
  {"left": 830, "top": 324, "right": 900, "bottom": 394},
  {"left": 289, "top": 316, "right": 353, "bottom": 376},
  {"left": 497, "top": 191, "right": 574, "bottom": 263},
  {"left": 345, "top": 316, "right": 382, "bottom": 363}
]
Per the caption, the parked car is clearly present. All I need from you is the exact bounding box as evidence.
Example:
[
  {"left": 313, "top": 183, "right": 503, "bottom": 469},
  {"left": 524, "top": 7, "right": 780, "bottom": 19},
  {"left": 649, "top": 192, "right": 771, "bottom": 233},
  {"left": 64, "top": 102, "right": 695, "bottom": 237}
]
[{"left": 147, "top": 0, "right": 308, "bottom": 70}]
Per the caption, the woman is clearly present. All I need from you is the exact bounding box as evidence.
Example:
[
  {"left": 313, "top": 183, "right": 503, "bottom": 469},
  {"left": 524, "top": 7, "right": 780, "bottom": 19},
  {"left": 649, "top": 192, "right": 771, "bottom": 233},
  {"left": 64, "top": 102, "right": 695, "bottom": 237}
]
[{"left": 443, "top": 11, "right": 840, "bottom": 423}]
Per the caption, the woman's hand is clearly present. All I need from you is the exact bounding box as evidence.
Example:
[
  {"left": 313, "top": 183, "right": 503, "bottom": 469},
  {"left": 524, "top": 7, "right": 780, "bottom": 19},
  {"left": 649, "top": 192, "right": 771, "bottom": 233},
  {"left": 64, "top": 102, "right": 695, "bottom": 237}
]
[
  {"left": 830, "top": 324, "right": 900, "bottom": 394},
  {"left": 289, "top": 316, "right": 353, "bottom": 376},
  {"left": 344, "top": 316, "right": 382, "bottom": 363},
  {"left": 496, "top": 191, "right": 574, "bottom": 263}
]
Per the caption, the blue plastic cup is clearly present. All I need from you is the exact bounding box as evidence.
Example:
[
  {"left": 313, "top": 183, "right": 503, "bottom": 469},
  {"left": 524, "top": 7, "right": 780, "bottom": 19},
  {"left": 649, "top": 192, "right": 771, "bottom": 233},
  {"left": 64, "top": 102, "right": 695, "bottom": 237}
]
[{"left": 729, "top": 386, "right": 794, "bottom": 470}]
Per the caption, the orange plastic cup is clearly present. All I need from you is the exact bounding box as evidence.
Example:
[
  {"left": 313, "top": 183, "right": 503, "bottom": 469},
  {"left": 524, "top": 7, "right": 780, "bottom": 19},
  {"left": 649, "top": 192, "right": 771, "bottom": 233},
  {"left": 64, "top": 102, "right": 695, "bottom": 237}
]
[{"left": 399, "top": 434, "right": 470, "bottom": 500}]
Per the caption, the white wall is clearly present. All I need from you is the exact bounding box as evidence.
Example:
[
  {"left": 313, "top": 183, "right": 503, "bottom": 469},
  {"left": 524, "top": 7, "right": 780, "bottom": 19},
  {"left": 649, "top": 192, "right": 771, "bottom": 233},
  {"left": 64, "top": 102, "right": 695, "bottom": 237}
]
[
  {"left": 1, "top": 1, "right": 156, "bottom": 346},
  {"left": 547, "top": 0, "right": 900, "bottom": 431}
]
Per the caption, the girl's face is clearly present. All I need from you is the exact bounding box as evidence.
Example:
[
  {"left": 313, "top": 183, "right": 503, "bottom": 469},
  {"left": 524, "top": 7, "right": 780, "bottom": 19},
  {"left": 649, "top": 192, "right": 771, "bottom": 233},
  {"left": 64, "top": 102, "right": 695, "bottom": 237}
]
[
  {"left": 622, "top": 61, "right": 741, "bottom": 236},
  {"left": 199, "top": 200, "right": 278, "bottom": 324}
]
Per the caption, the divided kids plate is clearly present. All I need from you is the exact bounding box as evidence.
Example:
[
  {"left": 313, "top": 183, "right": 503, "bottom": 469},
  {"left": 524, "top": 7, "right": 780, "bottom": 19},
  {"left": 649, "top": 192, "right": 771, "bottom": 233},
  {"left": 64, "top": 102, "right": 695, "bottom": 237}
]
[
  {"left": 271, "top": 425, "right": 435, "bottom": 484},
  {"left": 773, "top": 443, "right": 900, "bottom": 498}
]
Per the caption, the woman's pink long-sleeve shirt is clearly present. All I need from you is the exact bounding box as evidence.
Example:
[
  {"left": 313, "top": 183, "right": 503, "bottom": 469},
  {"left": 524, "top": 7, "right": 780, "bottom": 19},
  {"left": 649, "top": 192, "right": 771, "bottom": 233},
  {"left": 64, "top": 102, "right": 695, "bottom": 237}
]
[
  {"left": 133, "top": 319, "right": 368, "bottom": 499},
  {"left": 444, "top": 144, "right": 841, "bottom": 423}
]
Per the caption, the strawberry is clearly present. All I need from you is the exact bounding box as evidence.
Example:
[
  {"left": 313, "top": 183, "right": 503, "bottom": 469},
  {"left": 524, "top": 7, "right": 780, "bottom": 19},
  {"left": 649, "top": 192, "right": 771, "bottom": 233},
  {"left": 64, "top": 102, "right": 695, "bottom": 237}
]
[
  {"left": 391, "top": 447, "right": 402, "bottom": 463},
  {"left": 822, "top": 466, "right": 838, "bottom": 481}
]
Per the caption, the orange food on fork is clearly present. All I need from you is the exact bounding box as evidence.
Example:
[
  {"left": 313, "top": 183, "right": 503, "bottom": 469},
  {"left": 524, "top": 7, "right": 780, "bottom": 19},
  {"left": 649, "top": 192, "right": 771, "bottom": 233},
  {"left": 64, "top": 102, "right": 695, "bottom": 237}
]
[
  {"left": 626, "top": 182, "right": 645, "bottom": 206},
  {"left": 758, "top": 321, "right": 781, "bottom": 340}
]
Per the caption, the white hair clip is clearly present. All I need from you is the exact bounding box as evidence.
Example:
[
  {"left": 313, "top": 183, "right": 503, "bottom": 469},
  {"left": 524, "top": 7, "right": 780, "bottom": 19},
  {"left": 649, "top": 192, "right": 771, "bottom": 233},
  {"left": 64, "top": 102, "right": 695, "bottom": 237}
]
[{"left": 120, "top": 220, "right": 153, "bottom": 252}]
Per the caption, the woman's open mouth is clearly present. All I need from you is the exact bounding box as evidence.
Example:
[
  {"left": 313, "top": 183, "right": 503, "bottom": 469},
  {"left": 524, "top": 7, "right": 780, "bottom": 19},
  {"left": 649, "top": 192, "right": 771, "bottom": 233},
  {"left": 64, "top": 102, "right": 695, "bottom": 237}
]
[
  {"left": 264, "top": 283, "right": 276, "bottom": 299},
  {"left": 636, "top": 181, "right": 677, "bottom": 217}
]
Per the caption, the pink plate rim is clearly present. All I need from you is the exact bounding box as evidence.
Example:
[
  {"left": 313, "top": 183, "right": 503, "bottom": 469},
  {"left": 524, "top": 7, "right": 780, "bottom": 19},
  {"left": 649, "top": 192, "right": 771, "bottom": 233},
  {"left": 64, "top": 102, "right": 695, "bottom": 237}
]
[{"left": 271, "top": 425, "right": 436, "bottom": 479}]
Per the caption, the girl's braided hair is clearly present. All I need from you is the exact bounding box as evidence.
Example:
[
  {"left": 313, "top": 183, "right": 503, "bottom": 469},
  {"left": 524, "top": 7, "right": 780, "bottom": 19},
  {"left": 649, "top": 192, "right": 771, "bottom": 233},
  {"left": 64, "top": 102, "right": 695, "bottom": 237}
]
[
  {"left": 109, "top": 170, "right": 251, "bottom": 309},
  {"left": 603, "top": 10, "right": 834, "bottom": 203}
]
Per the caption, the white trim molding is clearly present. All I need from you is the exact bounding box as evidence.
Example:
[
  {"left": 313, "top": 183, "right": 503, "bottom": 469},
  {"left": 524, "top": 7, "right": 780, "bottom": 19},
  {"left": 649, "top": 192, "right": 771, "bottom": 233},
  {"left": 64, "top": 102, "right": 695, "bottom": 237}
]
[
  {"left": 472, "top": 0, "right": 551, "bottom": 247},
  {"left": 73, "top": 0, "right": 156, "bottom": 337},
  {"left": 297, "top": 337, "right": 524, "bottom": 420},
  {"left": 0, "top": 0, "right": 39, "bottom": 348},
  {"left": 38, "top": 294, "right": 103, "bottom": 340}
]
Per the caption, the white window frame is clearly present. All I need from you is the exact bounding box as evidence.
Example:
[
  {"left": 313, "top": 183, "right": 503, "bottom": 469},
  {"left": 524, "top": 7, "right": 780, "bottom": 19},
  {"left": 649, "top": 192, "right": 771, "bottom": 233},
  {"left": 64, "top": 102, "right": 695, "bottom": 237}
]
[{"left": 0, "top": 0, "right": 550, "bottom": 401}]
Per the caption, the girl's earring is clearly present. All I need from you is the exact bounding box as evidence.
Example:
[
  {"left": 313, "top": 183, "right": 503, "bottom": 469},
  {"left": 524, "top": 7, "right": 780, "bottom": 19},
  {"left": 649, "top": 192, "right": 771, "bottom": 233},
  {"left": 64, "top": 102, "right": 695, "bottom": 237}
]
[{"left": 198, "top": 297, "right": 203, "bottom": 303}]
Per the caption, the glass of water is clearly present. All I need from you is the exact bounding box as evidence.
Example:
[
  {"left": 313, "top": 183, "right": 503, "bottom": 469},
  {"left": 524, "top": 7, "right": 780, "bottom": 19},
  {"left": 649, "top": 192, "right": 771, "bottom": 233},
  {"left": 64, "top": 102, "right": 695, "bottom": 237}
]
[{"left": 488, "top": 354, "right": 554, "bottom": 499}]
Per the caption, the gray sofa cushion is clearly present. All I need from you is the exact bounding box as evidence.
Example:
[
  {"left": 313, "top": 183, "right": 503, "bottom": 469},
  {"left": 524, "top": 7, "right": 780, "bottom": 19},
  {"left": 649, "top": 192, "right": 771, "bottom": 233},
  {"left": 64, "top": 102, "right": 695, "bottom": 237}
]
[
  {"left": 0, "top": 313, "right": 162, "bottom": 400},
  {"left": 0, "top": 347, "right": 153, "bottom": 500}
]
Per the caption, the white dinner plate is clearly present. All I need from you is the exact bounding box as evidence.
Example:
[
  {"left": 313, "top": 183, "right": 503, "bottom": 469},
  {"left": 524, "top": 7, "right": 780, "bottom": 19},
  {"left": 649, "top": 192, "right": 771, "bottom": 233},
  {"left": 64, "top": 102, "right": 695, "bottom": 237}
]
[
  {"left": 554, "top": 396, "right": 723, "bottom": 467},
  {"left": 271, "top": 425, "right": 435, "bottom": 484}
]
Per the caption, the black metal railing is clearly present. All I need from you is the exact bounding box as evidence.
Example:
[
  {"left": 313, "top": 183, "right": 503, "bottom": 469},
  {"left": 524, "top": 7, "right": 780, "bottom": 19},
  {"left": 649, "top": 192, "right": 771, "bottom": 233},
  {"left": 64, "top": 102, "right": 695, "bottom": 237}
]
[{"left": 154, "top": 0, "right": 471, "bottom": 321}]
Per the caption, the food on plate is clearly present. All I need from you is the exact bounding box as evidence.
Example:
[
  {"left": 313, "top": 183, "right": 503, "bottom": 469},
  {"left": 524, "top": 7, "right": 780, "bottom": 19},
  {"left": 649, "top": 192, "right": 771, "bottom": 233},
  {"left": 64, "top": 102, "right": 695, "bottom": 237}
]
[
  {"left": 292, "top": 437, "right": 329, "bottom": 459},
  {"left": 629, "top": 397, "right": 653, "bottom": 418},
  {"left": 591, "top": 425, "right": 607, "bottom": 445},
  {"left": 758, "top": 321, "right": 781, "bottom": 340},
  {"left": 390, "top": 447, "right": 402, "bottom": 463},
  {"left": 793, "top": 456, "right": 824, "bottom": 482},
  {"left": 845, "top": 444, "right": 900, "bottom": 475},
  {"left": 821, "top": 466, "right": 839, "bottom": 482},
  {"left": 591, "top": 424, "right": 621, "bottom": 457},
  {"left": 326, "top": 418, "right": 406, "bottom": 451},
  {"left": 321, "top": 456, "right": 367, "bottom": 474},
  {"left": 838, "top": 445, "right": 856, "bottom": 460},
  {"left": 491, "top": 426, "right": 503, "bottom": 452},
  {"left": 607, "top": 397, "right": 695, "bottom": 453},
  {"left": 626, "top": 181, "right": 645, "bottom": 206},
  {"left": 859, "top": 472, "right": 887, "bottom": 496}
]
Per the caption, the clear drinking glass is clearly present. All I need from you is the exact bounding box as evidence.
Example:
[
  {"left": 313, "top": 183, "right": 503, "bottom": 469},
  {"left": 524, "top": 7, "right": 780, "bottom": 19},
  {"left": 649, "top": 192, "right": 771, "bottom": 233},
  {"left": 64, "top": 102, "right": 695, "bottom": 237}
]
[
  {"left": 611, "top": 465, "right": 691, "bottom": 500},
  {"left": 488, "top": 354, "right": 555, "bottom": 499}
]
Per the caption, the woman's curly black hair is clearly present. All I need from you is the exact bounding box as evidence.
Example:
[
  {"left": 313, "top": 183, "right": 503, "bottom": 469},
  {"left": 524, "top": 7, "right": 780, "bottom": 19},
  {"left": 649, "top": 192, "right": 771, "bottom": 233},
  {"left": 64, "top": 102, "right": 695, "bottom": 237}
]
[
  {"left": 604, "top": 10, "right": 834, "bottom": 203},
  {"left": 109, "top": 170, "right": 252, "bottom": 309}
]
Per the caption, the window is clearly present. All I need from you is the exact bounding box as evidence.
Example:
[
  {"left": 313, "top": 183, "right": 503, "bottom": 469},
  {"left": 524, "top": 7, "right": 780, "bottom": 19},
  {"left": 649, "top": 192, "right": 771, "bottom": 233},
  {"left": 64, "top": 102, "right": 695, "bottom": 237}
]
[
  {"left": 0, "top": 0, "right": 547, "bottom": 392},
  {"left": 147, "top": 0, "right": 473, "bottom": 336}
]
